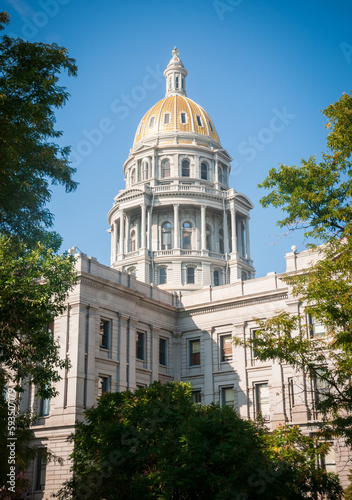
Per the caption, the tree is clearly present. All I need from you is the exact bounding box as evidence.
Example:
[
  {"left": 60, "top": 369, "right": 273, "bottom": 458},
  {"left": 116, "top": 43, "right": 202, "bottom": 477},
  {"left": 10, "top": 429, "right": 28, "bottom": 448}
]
[
  {"left": 57, "top": 382, "right": 342, "bottom": 500},
  {"left": 0, "top": 11, "right": 78, "bottom": 249},
  {"left": 236, "top": 91, "right": 352, "bottom": 447}
]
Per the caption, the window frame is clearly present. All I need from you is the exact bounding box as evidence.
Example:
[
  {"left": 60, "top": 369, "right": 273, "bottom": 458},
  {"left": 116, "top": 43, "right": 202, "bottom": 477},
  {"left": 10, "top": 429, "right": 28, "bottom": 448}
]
[
  {"left": 181, "top": 159, "right": 190, "bottom": 177},
  {"left": 192, "top": 390, "right": 202, "bottom": 404},
  {"left": 189, "top": 339, "right": 201, "bottom": 366},
  {"left": 163, "top": 112, "right": 170, "bottom": 125},
  {"left": 196, "top": 114, "right": 203, "bottom": 127},
  {"left": 159, "top": 267, "right": 167, "bottom": 285},
  {"left": 255, "top": 382, "right": 270, "bottom": 421},
  {"left": 149, "top": 116, "right": 155, "bottom": 128},
  {"left": 161, "top": 158, "right": 170, "bottom": 178},
  {"left": 186, "top": 266, "right": 195, "bottom": 284},
  {"left": 99, "top": 319, "right": 110, "bottom": 349},
  {"left": 200, "top": 162, "right": 208, "bottom": 180},
  {"left": 180, "top": 112, "right": 187, "bottom": 124},
  {"left": 159, "top": 338, "right": 167, "bottom": 366},
  {"left": 35, "top": 451, "right": 47, "bottom": 491},
  {"left": 161, "top": 221, "right": 172, "bottom": 249},
  {"left": 98, "top": 375, "right": 110, "bottom": 397},
  {"left": 213, "top": 269, "right": 220, "bottom": 287},
  {"left": 221, "top": 386, "right": 235, "bottom": 407},
  {"left": 220, "top": 334, "right": 232, "bottom": 362},
  {"left": 136, "top": 331, "right": 145, "bottom": 360}
]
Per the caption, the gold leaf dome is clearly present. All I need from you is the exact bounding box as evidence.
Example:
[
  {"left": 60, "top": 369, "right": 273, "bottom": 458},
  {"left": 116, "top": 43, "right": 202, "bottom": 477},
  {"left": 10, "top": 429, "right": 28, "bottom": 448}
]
[{"left": 133, "top": 48, "right": 220, "bottom": 148}]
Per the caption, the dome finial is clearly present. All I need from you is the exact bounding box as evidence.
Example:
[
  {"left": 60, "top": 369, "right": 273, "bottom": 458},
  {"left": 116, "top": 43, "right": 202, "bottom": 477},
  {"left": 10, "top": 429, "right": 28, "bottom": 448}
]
[{"left": 164, "top": 47, "right": 188, "bottom": 97}]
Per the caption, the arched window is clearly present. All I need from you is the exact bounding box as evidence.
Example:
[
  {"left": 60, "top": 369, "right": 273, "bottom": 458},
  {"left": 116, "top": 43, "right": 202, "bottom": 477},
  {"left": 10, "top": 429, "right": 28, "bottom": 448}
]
[
  {"left": 218, "top": 165, "right": 223, "bottom": 184},
  {"left": 159, "top": 267, "right": 167, "bottom": 285},
  {"left": 187, "top": 267, "right": 195, "bottom": 284},
  {"left": 183, "top": 222, "right": 192, "bottom": 249},
  {"left": 161, "top": 159, "right": 170, "bottom": 178},
  {"left": 131, "top": 169, "right": 136, "bottom": 185},
  {"left": 161, "top": 222, "right": 171, "bottom": 250},
  {"left": 219, "top": 228, "right": 224, "bottom": 254},
  {"left": 201, "top": 162, "right": 208, "bottom": 180},
  {"left": 130, "top": 230, "right": 136, "bottom": 252},
  {"left": 206, "top": 224, "right": 211, "bottom": 251},
  {"left": 214, "top": 270, "right": 220, "bottom": 287},
  {"left": 182, "top": 159, "right": 190, "bottom": 177},
  {"left": 142, "top": 161, "right": 149, "bottom": 180}
]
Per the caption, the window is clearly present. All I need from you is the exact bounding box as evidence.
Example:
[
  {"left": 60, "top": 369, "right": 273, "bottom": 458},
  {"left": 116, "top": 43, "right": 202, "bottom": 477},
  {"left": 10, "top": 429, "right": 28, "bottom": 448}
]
[
  {"left": 251, "top": 330, "right": 258, "bottom": 360},
  {"left": 180, "top": 112, "right": 187, "bottom": 124},
  {"left": 242, "top": 271, "right": 248, "bottom": 281},
  {"left": 192, "top": 390, "right": 201, "bottom": 404},
  {"left": 313, "top": 368, "right": 329, "bottom": 406},
  {"left": 142, "top": 161, "right": 149, "bottom": 180},
  {"left": 187, "top": 267, "right": 195, "bottom": 284},
  {"left": 161, "top": 159, "right": 170, "bottom": 178},
  {"left": 288, "top": 377, "right": 295, "bottom": 408},
  {"left": 255, "top": 383, "right": 270, "bottom": 420},
  {"left": 130, "top": 229, "right": 136, "bottom": 252},
  {"left": 136, "top": 331, "right": 145, "bottom": 360},
  {"left": 221, "top": 335, "right": 232, "bottom": 362},
  {"left": 159, "top": 267, "right": 167, "bottom": 285},
  {"left": 100, "top": 319, "right": 109, "bottom": 349},
  {"left": 149, "top": 116, "right": 155, "bottom": 128},
  {"left": 131, "top": 169, "right": 136, "bottom": 185},
  {"left": 39, "top": 396, "right": 50, "bottom": 417},
  {"left": 190, "top": 339, "right": 200, "bottom": 366},
  {"left": 214, "top": 269, "right": 220, "bottom": 287},
  {"left": 219, "top": 228, "right": 224, "bottom": 254},
  {"left": 161, "top": 221, "right": 171, "bottom": 249},
  {"left": 206, "top": 224, "right": 211, "bottom": 250},
  {"left": 309, "top": 314, "right": 325, "bottom": 338},
  {"left": 201, "top": 162, "right": 208, "bottom": 180},
  {"left": 321, "top": 444, "right": 336, "bottom": 473},
  {"left": 175, "top": 76, "right": 179, "bottom": 89},
  {"left": 183, "top": 222, "right": 192, "bottom": 249},
  {"left": 218, "top": 166, "right": 223, "bottom": 184},
  {"left": 36, "top": 452, "right": 47, "bottom": 491},
  {"left": 163, "top": 113, "right": 170, "bottom": 125},
  {"left": 222, "top": 387, "right": 235, "bottom": 407},
  {"left": 196, "top": 115, "right": 203, "bottom": 127},
  {"left": 98, "top": 376, "right": 110, "bottom": 397},
  {"left": 209, "top": 120, "right": 214, "bottom": 132},
  {"left": 182, "top": 159, "right": 190, "bottom": 177},
  {"left": 159, "top": 338, "right": 167, "bottom": 365}
]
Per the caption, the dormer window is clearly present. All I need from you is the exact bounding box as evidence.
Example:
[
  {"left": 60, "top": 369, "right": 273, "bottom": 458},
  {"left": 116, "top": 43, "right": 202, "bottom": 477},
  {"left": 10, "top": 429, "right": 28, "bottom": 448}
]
[
  {"left": 209, "top": 120, "right": 214, "bottom": 132},
  {"left": 180, "top": 112, "right": 187, "bottom": 124},
  {"left": 196, "top": 115, "right": 203, "bottom": 127},
  {"left": 164, "top": 113, "right": 170, "bottom": 125},
  {"left": 149, "top": 116, "right": 155, "bottom": 128}
]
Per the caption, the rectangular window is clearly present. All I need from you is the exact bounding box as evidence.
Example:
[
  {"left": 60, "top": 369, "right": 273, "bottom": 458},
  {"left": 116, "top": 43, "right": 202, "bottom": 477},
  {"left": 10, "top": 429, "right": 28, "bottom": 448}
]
[
  {"left": 313, "top": 368, "right": 329, "bottom": 406},
  {"left": 288, "top": 377, "right": 295, "bottom": 408},
  {"left": 192, "top": 390, "right": 201, "bottom": 404},
  {"left": 190, "top": 339, "right": 200, "bottom": 366},
  {"left": 251, "top": 329, "right": 258, "bottom": 360},
  {"left": 159, "top": 338, "right": 167, "bottom": 366},
  {"left": 36, "top": 453, "right": 47, "bottom": 491},
  {"left": 100, "top": 319, "right": 110, "bottom": 349},
  {"left": 136, "top": 331, "right": 145, "bottom": 360},
  {"left": 255, "top": 382, "right": 270, "bottom": 420},
  {"left": 321, "top": 443, "right": 336, "bottom": 473},
  {"left": 39, "top": 397, "right": 50, "bottom": 417},
  {"left": 196, "top": 115, "right": 203, "bottom": 127},
  {"left": 220, "top": 335, "right": 232, "bottom": 362},
  {"left": 222, "top": 387, "right": 235, "bottom": 407},
  {"left": 164, "top": 113, "right": 170, "bottom": 124},
  {"left": 186, "top": 267, "right": 195, "bottom": 284},
  {"left": 180, "top": 112, "right": 186, "bottom": 124},
  {"left": 159, "top": 267, "right": 167, "bottom": 285},
  {"left": 309, "top": 314, "right": 325, "bottom": 338},
  {"left": 98, "top": 376, "right": 110, "bottom": 397}
]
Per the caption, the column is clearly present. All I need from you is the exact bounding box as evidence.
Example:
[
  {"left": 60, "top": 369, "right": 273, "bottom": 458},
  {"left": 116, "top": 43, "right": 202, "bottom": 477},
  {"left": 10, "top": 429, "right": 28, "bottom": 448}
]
[
  {"left": 201, "top": 205, "right": 206, "bottom": 251},
  {"left": 215, "top": 156, "right": 219, "bottom": 183},
  {"left": 112, "top": 221, "right": 118, "bottom": 263},
  {"left": 147, "top": 206, "right": 152, "bottom": 251},
  {"left": 174, "top": 204, "right": 180, "bottom": 248},
  {"left": 245, "top": 217, "right": 251, "bottom": 260},
  {"left": 119, "top": 210, "right": 125, "bottom": 256},
  {"left": 223, "top": 209, "right": 229, "bottom": 254},
  {"left": 125, "top": 214, "right": 130, "bottom": 253},
  {"left": 141, "top": 202, "right": 147, "bottom": 249},
  {"left": 230, "top": 201, "right": 237, "bottom": 254}
]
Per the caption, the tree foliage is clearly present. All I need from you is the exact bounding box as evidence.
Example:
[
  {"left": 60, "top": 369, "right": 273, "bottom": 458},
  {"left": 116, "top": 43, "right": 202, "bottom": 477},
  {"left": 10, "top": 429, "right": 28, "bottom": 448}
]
[
  {"left": 236, "top": 91, "right": 352, "bottom": 456},
  {"left": 0, "top": 235, "right": 76, "bottom": 399},
  {"left": 57, "top": 382, "right": 342, "bottom": 500},
  {"left": 0, "top": 11, "right": 78, "bottom": 249}
]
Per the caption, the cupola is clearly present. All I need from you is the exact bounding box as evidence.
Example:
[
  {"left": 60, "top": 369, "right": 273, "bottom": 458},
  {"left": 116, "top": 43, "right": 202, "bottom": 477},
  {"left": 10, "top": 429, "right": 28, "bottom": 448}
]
[{"left": 164, "top": 46, "right": 188, "bottom": 96}]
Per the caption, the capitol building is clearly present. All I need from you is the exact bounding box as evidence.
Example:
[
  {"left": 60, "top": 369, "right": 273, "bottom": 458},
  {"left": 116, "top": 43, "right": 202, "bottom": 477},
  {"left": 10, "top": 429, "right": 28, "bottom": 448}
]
[{"left": 25, "top": 49, "right": 349, "bottom": 498}]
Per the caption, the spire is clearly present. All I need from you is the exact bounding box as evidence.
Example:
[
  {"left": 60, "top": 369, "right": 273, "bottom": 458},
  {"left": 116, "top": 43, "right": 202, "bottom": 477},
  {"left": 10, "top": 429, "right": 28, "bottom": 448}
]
[{"left": 164, "top": 46, "right": 188, "bottom": 96}]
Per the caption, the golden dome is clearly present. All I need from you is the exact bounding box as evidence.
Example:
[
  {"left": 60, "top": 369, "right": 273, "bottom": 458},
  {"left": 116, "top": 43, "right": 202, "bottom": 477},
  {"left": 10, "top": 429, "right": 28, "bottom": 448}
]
[{"left": 133, "top": 94, "right": 220, "bottom": 147}]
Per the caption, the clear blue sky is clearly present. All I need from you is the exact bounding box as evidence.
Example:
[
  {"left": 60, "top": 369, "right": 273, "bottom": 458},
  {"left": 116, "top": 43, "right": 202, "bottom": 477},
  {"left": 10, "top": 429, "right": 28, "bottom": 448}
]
[{"left": 4, "top": 0, "right": 352, "bottom": 277}]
